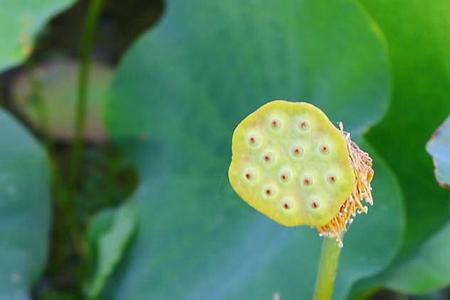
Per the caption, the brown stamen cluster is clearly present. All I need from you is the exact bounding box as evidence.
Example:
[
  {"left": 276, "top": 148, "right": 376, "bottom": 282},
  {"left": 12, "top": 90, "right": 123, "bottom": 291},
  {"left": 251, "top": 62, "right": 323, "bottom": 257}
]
[{"left": 317, "top": 122, "right": 374, "bottom": 247}]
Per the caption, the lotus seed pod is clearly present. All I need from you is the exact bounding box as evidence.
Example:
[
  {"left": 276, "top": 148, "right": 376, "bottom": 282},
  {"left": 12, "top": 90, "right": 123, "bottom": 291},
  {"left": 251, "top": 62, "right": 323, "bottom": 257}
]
[{"left": 228, "top": 100, "right": 374, "bottom": 246}]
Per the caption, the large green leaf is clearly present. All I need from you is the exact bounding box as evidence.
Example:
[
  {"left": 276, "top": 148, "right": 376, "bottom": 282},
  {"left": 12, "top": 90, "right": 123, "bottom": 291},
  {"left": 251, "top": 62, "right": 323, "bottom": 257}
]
[
  {"left": 0, "top": 0, "right": 74, "bottom": 71},
  {"left": 0, "top": 109, "right": 50, "bottom": 299},
  {"left": 104, "top": 0, "right": 403, "bottom": 299},
  {"left": 85, "top": 202, "right": 136, "bottom": 300},
  {"left": 374, "top": 116, "right": 450, "bottom": 295},
  {"left": 382, "top": 220, "right": 450, "bottom": 294},
  {"left": 355, "top": 0, "right": 450, "bottom": 295},
  {"left": 104, "top": 144, "right": 402, "bottom": 300},
  {"left": 361, "top": 0, "right": 450, "bottom": 254}
]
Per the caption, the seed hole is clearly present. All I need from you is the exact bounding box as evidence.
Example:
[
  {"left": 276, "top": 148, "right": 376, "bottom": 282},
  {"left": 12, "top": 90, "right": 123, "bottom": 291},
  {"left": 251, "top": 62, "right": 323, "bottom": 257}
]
[
  {"left": 262, "top": 151, "right": 276, "bottom": 164},
  {"left": 303, "top": 177, "right": 312, "bottom": 186},
  {"left": 242, "top": 168, "right": 257, "bottom": 182},
  {"left": 299, "top": 121, "right": 309, "bottom": 130},
  {"left": 262, "top": 184, "right": 278, "bottom": 199},
  {"left": 291, "top": 146, "right": 303, "bottom": 157},
  {"left": 329, "top": 175, "right": 337, "bottom": 183},
  {"left": 320, "top": 144, "right": 329, "bottom": 154},
  {"left": 279, "top": 169, "right": 292, "bottom": 183},
  {"left": 247, "top": 132, "right": 261, "bottom": 148}
]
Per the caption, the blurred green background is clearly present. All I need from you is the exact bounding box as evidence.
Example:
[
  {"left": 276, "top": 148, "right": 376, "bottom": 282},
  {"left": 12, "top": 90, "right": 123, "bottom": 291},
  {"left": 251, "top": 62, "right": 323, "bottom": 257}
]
[{"left": 0, "top": 0, "right": 448, "bottom": 300}]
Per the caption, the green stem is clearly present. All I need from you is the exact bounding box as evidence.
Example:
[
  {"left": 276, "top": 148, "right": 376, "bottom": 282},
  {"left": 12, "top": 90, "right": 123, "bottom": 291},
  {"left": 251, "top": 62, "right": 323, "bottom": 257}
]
[
  {"left": 26, "top": 61, "right": 71, "bottom": 208},
  {"left": 69, "top": 0, "right": 104, "bottom": 188},
  {"left": 313, "top": 237, "right": 342, "bottom": 300}
]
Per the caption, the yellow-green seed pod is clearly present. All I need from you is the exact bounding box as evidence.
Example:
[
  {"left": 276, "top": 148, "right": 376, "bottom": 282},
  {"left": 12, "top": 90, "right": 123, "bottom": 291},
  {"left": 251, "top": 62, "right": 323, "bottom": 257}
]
[{"left": 228, "top": 100, "right": 373, "bottom": 245}]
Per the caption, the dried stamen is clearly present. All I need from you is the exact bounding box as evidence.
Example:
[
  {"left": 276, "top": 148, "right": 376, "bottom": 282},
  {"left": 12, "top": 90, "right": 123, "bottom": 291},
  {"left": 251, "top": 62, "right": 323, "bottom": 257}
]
[{"left": 317, "top": 122, "right": 374, "bottom": 247}]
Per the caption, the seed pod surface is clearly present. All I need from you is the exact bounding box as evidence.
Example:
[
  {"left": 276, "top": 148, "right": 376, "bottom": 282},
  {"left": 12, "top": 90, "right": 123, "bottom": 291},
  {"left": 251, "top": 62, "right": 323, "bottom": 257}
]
[{"left": 229, "top": 100, "right": 356, "bottom": 227}]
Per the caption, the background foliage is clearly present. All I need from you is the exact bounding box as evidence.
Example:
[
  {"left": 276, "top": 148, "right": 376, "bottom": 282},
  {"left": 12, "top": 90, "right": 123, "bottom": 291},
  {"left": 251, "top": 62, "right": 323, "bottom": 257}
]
[{"left": 0, "top": 0, "right": 448, "bottom": 299}]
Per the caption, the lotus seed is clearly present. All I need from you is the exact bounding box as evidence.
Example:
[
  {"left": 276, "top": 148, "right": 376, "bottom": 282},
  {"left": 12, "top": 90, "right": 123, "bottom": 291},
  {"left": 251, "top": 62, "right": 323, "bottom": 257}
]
[
  {"left": 299, "top": 121, "right": 309, "bottom": 130},
  {"left": 281, "top": 197, "right": 294, "bottom": 211},
  {"left": 262, "top": 184, "right": 278, "bottom": 199},
  {"left": 268, "top": 114, "right": 285, "bottom": 132},
  {"left": 242, "top": 167, "right": 258, "bottom": 183},
  {"left": 247, "top": 132, "right": 261, "bottom": 148},
  {"left": 262, "top": 151, "right": 276, "bottom": 164},
  {"left": 328, "top": 175, "right": 337, "bottom": 183},
  {"left": 291, "top": 145, "right": 304, "bottom": 157},
  {"left": 279, "top": 168, "right": 292, "bottom": 183},
  {"left": 320, "top": 144, "right": 329, "bottom": 154},
  {"left": 302, "top": 176, "right": 313, "bottom": 186}
]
